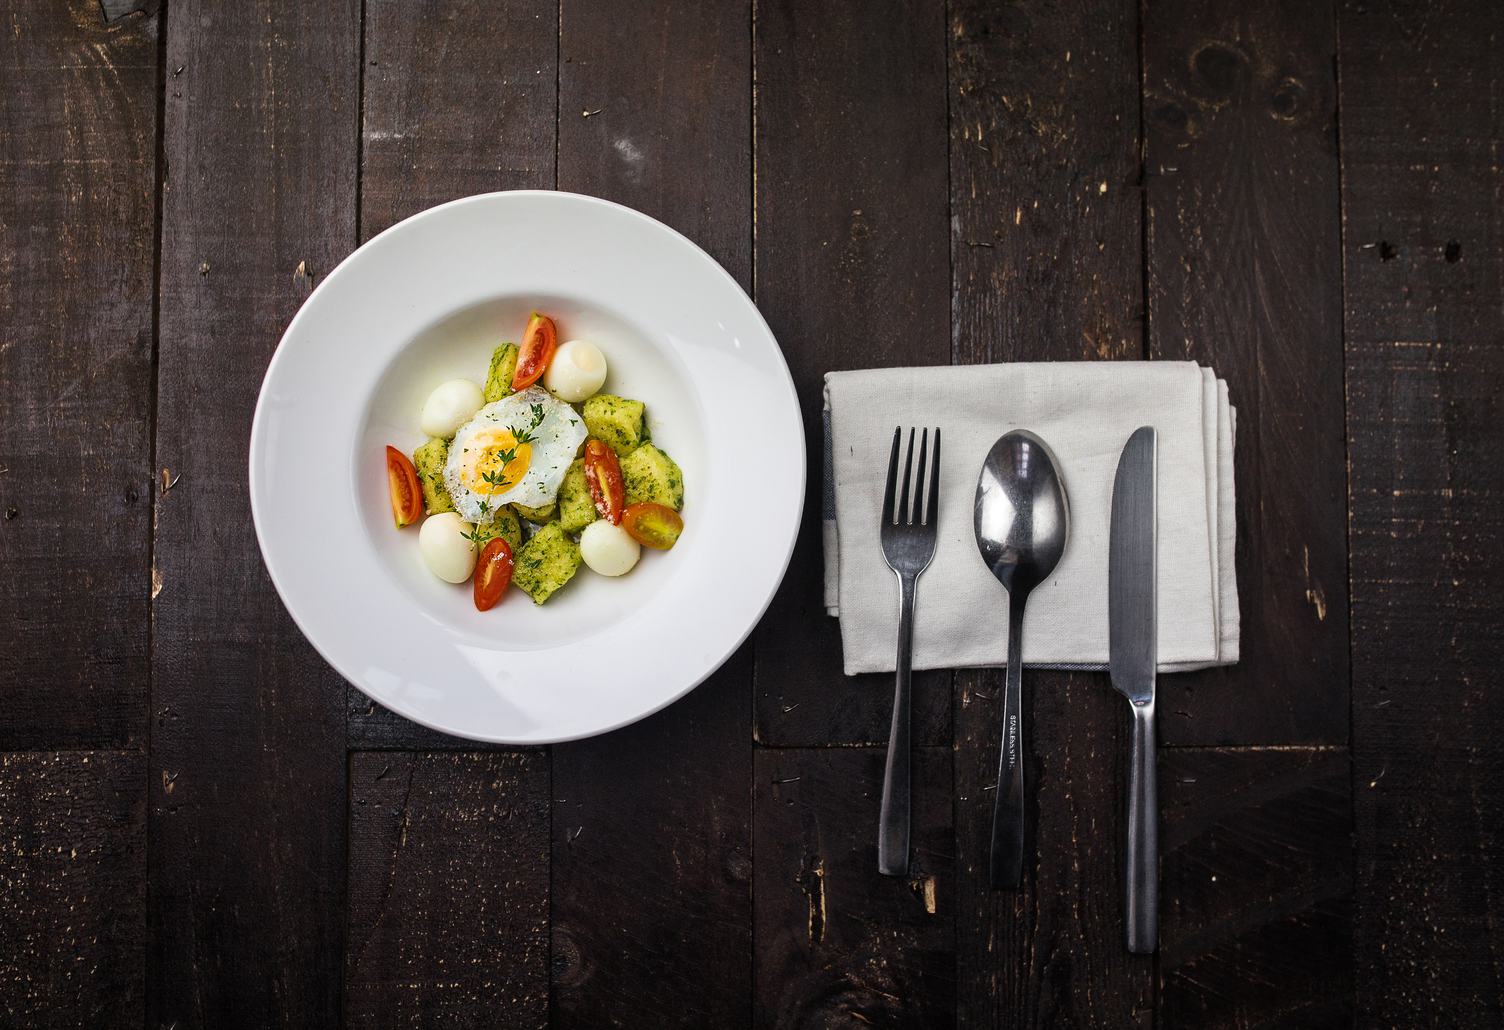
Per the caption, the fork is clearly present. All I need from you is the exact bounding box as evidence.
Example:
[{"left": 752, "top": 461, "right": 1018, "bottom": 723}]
[{"left": 877, "top": 426, "right": 941, "bottom": 876}]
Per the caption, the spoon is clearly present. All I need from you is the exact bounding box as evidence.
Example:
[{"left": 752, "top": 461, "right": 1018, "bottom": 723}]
[{"left": 974, "top": 430, "right": 1071, "bottom": 889}]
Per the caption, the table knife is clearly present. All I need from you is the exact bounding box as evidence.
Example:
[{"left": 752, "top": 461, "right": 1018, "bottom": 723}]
[{"left": 1109, "top": 425, "right": 1158, "bottom": 954}]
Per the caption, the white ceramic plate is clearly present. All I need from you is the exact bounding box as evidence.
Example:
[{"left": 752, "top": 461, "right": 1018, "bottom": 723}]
[{"left": 250, "top": 192, "right": 803, "bottom": 743}]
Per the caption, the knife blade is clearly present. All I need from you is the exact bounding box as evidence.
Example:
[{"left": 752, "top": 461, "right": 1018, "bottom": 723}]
[
  {"left": 1109, "top": 425, "right": 1157, "bottom": 705},
  {"left": 1109, "top": 424, "right": 1158, "bottom": 954}
]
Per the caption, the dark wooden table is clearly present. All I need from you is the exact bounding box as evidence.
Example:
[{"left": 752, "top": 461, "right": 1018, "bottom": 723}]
[{"left": 2, "top": 1, "right": 1500, "bottom": 1026}]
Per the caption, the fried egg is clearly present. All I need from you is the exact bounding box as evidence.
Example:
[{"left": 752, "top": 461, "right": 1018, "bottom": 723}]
[{"left": 442, "top": 387, "right": 587, "bottom": 520}]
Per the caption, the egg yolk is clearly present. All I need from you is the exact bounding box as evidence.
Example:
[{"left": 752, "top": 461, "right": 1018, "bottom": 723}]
[{"left": 462, "top": 429, "right": 532, "bottom": 495}]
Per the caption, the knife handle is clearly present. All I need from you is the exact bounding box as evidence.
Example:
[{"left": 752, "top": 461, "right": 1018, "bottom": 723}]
[
  {"left": 1126, "top": 698, "right": 1158, "bottom": 953},
  {"left": 989, "top": 596, "right": 1027, "bottom": 889}
]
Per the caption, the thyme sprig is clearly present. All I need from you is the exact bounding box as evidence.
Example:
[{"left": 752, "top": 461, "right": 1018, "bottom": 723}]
[{"left": 475, "top": 403, "right": 550, "bottom": 494}]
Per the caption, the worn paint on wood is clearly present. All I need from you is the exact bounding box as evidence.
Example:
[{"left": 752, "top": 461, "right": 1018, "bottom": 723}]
[
  {"left": 346, "top": 751, "right": 549, "bottom": 1028},
  {"left": 0, "top": 752, "right": 145, "bottom": 1027},
  {"left": 0, "top": 0, "right": 157, "bottom": 749},
  {"left": 359, "top": 0, "right": 557, "bottom": 243},
  {"left": 753, "top": 747, "right": 954, "bottom": 1026},
  {"left": 1145, "top": 0, "right": 1349, "bottom": 746},
  {"left": 552, "top": 654, "right": 753, "bottom": 1028},
  {"left": 1160, "top": 747, "right": 1353, "bottom": 1027},
  {"left": 148, "top": 2, "right": 359, "bottom": 1024},
  {"left": 1339, "top": 0, "right": 1504, "bottom": 1022}
]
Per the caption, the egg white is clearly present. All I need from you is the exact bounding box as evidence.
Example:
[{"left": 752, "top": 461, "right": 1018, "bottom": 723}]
[{"left": 442, "top": 387, "right": 587, "bottom": 520}]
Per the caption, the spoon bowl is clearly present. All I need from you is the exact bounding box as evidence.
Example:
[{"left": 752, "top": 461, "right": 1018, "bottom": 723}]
[
  {"left": 973, "top": 429, "right": 1070, "bottom": 888},
  {"left": 975, "top": 431, "right": 1071, "bottom": 596}
]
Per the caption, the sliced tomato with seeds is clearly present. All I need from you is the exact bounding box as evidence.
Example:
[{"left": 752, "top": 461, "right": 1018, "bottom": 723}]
[
  {"left": 386, "top": 445, "right": 423, "bottom": 528},
  {"left": 621, "top": 502, "right": 683, "bottom": 550},
  {"left": 583, "top": 438, "right": 626, "bottom": 524},
  {"left": 510, "top": 312, "right": 558, "bottom": 391},
  {"left": 473, "top": 537, "right": 515, "bottom": 611}
]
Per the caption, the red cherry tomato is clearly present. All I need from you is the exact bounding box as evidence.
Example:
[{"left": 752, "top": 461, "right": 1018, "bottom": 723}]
[
  {"left": 621, "top": 502, "right": 683, "bottom": 550},
  {"left": 510, "top": 312, "right": 558, "bottom": 391},
  {"left": 473, "top": 538, "right": 515, "bottom": 611},
  {"left": 584, "top": 438, "right": 626, "bottom": 524},
  {"left": 386, "top": 446, "right": 423, "bottom": 528}
]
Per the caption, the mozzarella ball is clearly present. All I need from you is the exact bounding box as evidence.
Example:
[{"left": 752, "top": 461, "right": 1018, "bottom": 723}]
[
  {"left": 418, "top": 512, "right": 477, "bottom": 583},
  {"left": 542, "top": 340, "right": 608, "bottom": 403},
  {"left": 420, "top": 379, "right": 484, "bottom": 438},
  {"left": 579, "top": 520, "right": 641, "bottom": 577}
]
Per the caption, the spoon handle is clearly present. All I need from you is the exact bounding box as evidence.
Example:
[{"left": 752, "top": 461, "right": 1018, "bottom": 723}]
[
  {"left": 990, "top": 596, "right": 1027, "bottom": 889},
  {"left": 878, "top": 573, "right": 916, "bottom": 876}
]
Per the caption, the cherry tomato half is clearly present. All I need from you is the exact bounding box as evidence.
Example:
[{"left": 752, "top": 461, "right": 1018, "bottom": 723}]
[
  {"left": 386, "top": 445, "right": 423, "bottom": 528},
  {"left": 510, "top": 312, "right": 558, "bottom": 391},
  {"left": 621, "top": 502, "right": 683, "bottom": 550},
  {"left": 584, "top": 438, "right": 626, "bottom": 524},
  {"left": 473, "top": 537, "right": 515, "bottom": 611}
]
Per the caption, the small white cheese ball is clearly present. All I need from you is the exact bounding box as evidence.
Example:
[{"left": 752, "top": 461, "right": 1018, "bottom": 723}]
[
  {"left": 579, "top": 520, "right": 641, "bottom": 577},
  {"left": 420, "top": 379, "right": 484, "bottom": 438},
  {"left": 542, "top": 340, "right": 608, "bottom": 403},
  {"left": 418, "top": 512, "right": 477, "bottom": 583}
]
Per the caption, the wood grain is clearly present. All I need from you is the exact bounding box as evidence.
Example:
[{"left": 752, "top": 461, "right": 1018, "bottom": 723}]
[
  {"left": 0, "top": 751, "right": 145, "bottom": 1028},
  {"left": 347, "top": 0, "right": 558, "bottom": 748},
  {"left": 1339, "top": 0, "right": 1504, "bottom": 1022},
  {"left": 359, "top": 0, "right": 557, "bottom": 243},
  {"left": 147, "top": 2, "right": 358, "bottom": 1024},
  {"left": 552, "top": 653, "right": 753, "bottom": 1028},
  {"left": 346, "top": 751, "right": 549, "bottom": 1028},
  {"left": 752, "top": 0, "right": 953, "bottom": 747},
  {"left": 752, "top": 747, "right": 953, "bottom": 1027},
  {"left": 1144, "top": 0, "right": 1349, "bottom": 746},
  {"left": 1160, "top": 747, "right": 1352, "bottom": 1028},
  {"left": 551, "top": 4, "right": 754, "bottom": 1023},
  {"left": 949, "top": 2, "right": 1153, "bottom": 1025},
  {"left": 0, "top": 0, "right": 157, "bottom": 749}
]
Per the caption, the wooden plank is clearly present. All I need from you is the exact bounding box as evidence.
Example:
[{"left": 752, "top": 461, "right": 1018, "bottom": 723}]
[
  {"left": 345, "top": 751, "right": 550, "bottom": 1028},
  {"left": 1338, "top": 0, "right": 1504, "bottom": 1021},
  {"left": 0, "top": 0, "right": 157, "bottom": 749},
  {"left": 0, "top": 751, "right": 145, "bottom": 1027},
  {"left": 147, "top": 3, "right": 359, "bottom": 1024},
  {"left": 752, "top": 747, "right": 953, "bottom": 1026},
  {"left": 1159, "top": 747, "right": 1352, "bottom": 1027},
  {"left": 552, "top": 652, "right": 752, "bottom": 1028},
  {"left": 751, "top": 0, "right": 953, "bottom": 747},
  {"left": 558, "top": 0, "right": 750, "bottom": 285},
  {"left": 550, "top": 5, "right": 753, "bottom": 1023},
  {"left": 359, "top": 0, "right": 557, "bottom": 242},
  {"left": 347, "top": 0, "right": 558, "bottom": 748},
  {"left": 948, "top": 2, "right": 1152, "bottom": 1025},
  {"left": 954, "top": 673, "right": 1154, "bottom": 1028},
  {"left": 1144, "top": 0, "right": 1348, "bottom": 746}
]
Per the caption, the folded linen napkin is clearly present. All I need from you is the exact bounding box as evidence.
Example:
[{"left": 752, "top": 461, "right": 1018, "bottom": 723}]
[{"left": 823, "top": 362, "right": 1239, "bottom": 676}]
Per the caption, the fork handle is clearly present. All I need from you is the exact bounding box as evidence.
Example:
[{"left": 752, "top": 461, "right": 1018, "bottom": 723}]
[
  {"left": 878, "top": 573, "right": 916, "bottom": 876},
  {"left": 990, "top": 595, "right": 1027, "bottom": 888}
]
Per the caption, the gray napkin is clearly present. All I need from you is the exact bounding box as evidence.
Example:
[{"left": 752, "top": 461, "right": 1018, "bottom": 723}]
[{"left": 823, "top": 362, "right": 1238, "bottom": 676}]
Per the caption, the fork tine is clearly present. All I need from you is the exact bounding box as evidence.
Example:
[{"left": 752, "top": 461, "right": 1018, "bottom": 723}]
[
  {"left": 881, "top": 427, "right": 900, "bottom": 526},
  {"left": 900, "top": 428, "right": 916, "bottom": 524},
  {"left": 926, "top": 428, "right": 941, "bottom": 525},
  {"left": 913, "top": 427, "right": 930, "bottom": 526}
]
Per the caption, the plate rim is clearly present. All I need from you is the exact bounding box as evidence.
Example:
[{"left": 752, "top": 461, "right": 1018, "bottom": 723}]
[{"left": 248, "top": 189, "right": 805, "bottom": 744}]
